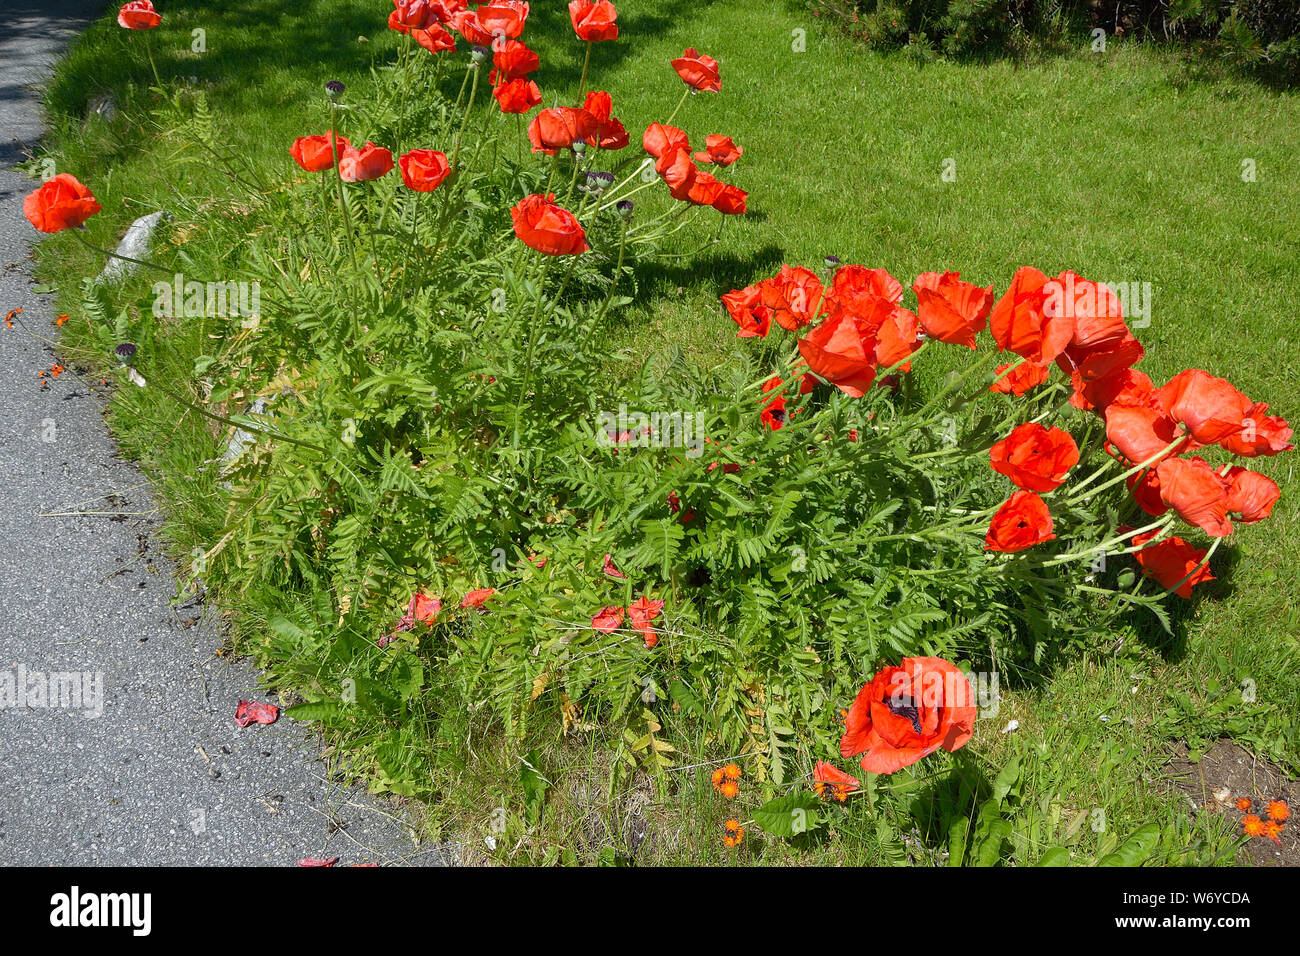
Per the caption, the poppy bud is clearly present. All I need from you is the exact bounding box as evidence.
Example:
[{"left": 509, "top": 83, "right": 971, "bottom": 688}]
[
  {"left": 114, "top": 342, "right": 137, "bottom": 363},
  {"left": 471, "top": 45, "right": 489, "bottom": 64},
  {"left": 325, "top": 80, "right": 345, "bottom": 100},
  {"left": 616, "top": 200, "right": 634, "bottom": 220}
]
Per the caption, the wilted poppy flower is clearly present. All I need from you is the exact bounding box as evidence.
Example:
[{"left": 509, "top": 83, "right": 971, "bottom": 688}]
[
  {"left": 798, "top": 312, "right": 878, "bottom": 397},
  {"left": 581, "top": 91, "right": 629, "bottom": 150},
  {"left": 1156, "top": 369, "right": 1253, "bottom": 446},
  {"left": 591, "top": 605, "right": 625, "bottom": 633},
  {"left": 528, "top": 106, "right": 597, "bottom": 155},
  {"left": 989, "top": 422, "right": 1080, "bottom": 493},
  {"left": 642, "top": 122, "right": 689, "bottom": 160},
  {"left": 493, "top": 77, "right": 541, "bottom": 113},
  {"left": 840, "top": 656, "right": 976, "bottom": 774},
  {"left": 461, "top": 587, "right": 496, "bottom": 608},
  {"left": 290, "top": 131, "right": 349, "bottom": 172},
  {"left": 985, "top": 490, "right": 1056, "bottom": 553},
  {"left": 1219, "top": 403, "right": 1293, "bottom": 457},
  {"left": 1104, "top": 402, "right": 1187, "bottom": 466},
  {"left": 398, "top": 149, "right": 450, "bottom": 191},
  {"left": 991, "top": 360, "right": 1051, "bottom": 396},
  {"left": 1155, "top": 457, "right": 1232, "bottom": 537},
  {"left": 912, "top": 271, "right": 994, "bottom": 350},
  {"left": 1129, "top": 530, "right": 1213, "bottom": 598},
  {"left": 694, "top": 134, "right": 742, "bottom": 166},
  {"left": 568, "top": 0, "right": 618, "bottom": 41},
  {"left": 117, "top": 0, "right": 160, "bottom": 30},
  {"left": 412, "top": 592, "right": 442, "bottom": 623},
  {"left": 672, "top": 48, "right": 721, "bottom": 92},
  {"left": 721, "top": 285, "right": 771, "bottom": 338},
  {"left": 761, "top": 265, "right": 825, "bottom": 331},
  {"left": 22, "top": 174, "right": 102, "bottom": 233},
  {"left": 490, "top": 39, "right": 538, "bottom": 81},
  {"left": 989, "top": 266, "right": 1074, "bottom": 364},
  {"left": 812, "top": 761, "right": 860, "bottom": 802},
  {"left": 510, "top": 193, "right": 589, "bottom": 256},
  {"left": 1223, "top": 466, "right": 1280, "bottom": 525},
  {"left": 234, "top": 700, "right": 279, "bottom": 727},
  {"left": 338, "top": 142, "right": 394, "bottom": 182}
]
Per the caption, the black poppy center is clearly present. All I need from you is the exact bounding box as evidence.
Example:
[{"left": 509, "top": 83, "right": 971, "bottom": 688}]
[{"left": 887, "top": 694, "right": 923, "bottom": 734}]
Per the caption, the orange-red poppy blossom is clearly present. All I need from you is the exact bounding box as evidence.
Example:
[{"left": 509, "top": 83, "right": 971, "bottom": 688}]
[
  {"left": 671, "top": 48, "right": 721, "bottom": 92},
  {"left": 840, "top": 657, "right": 976, "bottom": 774},
  {"left": 985, "top": 490, "right": 1056, "bottom": 552},
  {"left": 591, "top": 605, "right": 625, "bottom": 633},
  {"left": 291, "top": 131, "right": 349, "bottom": 172},
  {"left": 989, "top": 266, "right": 1074, "bottom": 365},
  {"left": 694, "top": 134, "right": 742, "bottom": 166},
  {"left": 461, "top": 587, "right": 497, "bottom": 608},
  {"left": 1155, "top": 457, "right": 1232, "bottom": 537},
  {"left": 798, "top": 311, "right": 878, "bottom": 398},
  {"left": 510, "top": 193, "right": 589, "bottom": 256},
  {"left": 812, "top": 761, "right": 860, "bottom": 801},
  {"left": 1129, "top": 530, "right": 1214, "bottom": 598},
  {"left": 1223, "top": 466, "right": 1280, "bottom": 525},
  {"left": 721, "top": 285, "right": 771, "bottom": 338},
  {"left": 398, "top": 149, "right": 451, "bottom": 191},
  {"left": 412, "top": 592, "right": 442, "bottom": 623},
  {"left": 494, "top": 78, "right": 541, "bottom": 113},
  {"left": 627, "top": 595, "right": 664, "bottom": 647},
  {"left": 642, "top": 122, "right": 689, "bottom": 160},
  {"left": 527, "top": 107, "right": 597, "bottom": 155},
  {"left": 989, "top": 422, "right": 1080, "bottom": 493},
  {"left": 23, "top": 174, "right": 102, "bottom": 233},
  {"left": 1155, "top": 369, "right": 1253, "bottom": 446},
  {"left": 490, "top": 39, "right": 538, "bottom": 81},
  {"left": 117, "top": 0, "right": 160, "bottom": 30},
  {"left": 1219, "top": 402, "right": 1293, "bottom": 457},
  {"left": 991, "top": 360, "right": 1051, "bottom": 396},
  {"left": 412, "top": 23, "right": 457, "bottom": 53},
  {"left": 912, "top": 271, "right": 994, "bottom": 350},
  {"left": 568, "top": 0, "right": 618, "bottom": 42},
  {"left": 581, "top": 91, "right": 629, "bottom": 150},
  {"left": 451, "top": 1, "right": 529, "bottom": 44},
  {"left": 1104, "top": 402, "right": 1188, "bottom": 466},
  {"left": 338, "top": 143, "right": 394, "bottom": 182},
  {"left": 761, "top": 265, "right": 825, "bottom": 332}
]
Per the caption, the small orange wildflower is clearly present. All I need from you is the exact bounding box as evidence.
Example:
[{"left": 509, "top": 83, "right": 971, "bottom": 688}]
[
  {"left": 55, "top": 314, "right": 69, "bottom": 326},
  {"left": 722, "top": 763, "right": 741, "bottom": 782},
  {"left": 722, "top": 819, "right": 744, "bottom": 848},
  {"left": 1242, "top": 814, "right": 1267, "bottom": 838},
  {"left": 51, "top": 365, "right": 64, "bottom": 378},
  {"left": 710, "top": 768, "right": 726, "bottom": 792},
  {"left": 719, "top": 780, "right": 739, "bottom": 799},
  {"left": 1267, "top": 800, "right": 1290, "bottom": 823},
  {"left": 5, "top": 307, "right": 19, "bottom": 329},
  {"left": 1235, "top": 797, "right": 1252, "bottom": 812},
  {"left": 1263, "top": 820, "right": 1284, "bottom": 844}
]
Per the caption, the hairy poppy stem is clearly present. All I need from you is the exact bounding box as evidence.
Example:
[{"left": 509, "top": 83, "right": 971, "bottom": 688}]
[
  {"left": 663, "top": 87, "right": 690, "bottom": 126},
  {"left": 578, "top": 41, "right": 592, "bottom": 96},
  {"left": 1063, "top": 433, "right": 1188, "bottom": 505},
  {"left": 512, "top": 253, "right": 553, "bottom": 448}
]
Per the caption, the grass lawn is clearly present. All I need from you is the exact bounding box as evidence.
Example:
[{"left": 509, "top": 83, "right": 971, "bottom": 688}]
[{"left": 26, "top": 0, "right": 1299, "bottom": 864}]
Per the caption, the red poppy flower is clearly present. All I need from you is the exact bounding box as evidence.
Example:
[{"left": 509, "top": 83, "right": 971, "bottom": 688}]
[
  {"left": 840, "top": 657, "right": 976, "bottom": 774},
  {"left": 1219, "top": 403, "right": 1293, "bottom": 457},
  {"left": 117, "top": 0, "right": 160, "bottom": 30},
  {"left": 985, "top": 490, "right": 1055, "bottom": 552},
  {"left": 826, "top": 264, "right": 904, "bottom": 311},
  {"left": 683, "top": 168, "right": 727, "bottom": 206},
  {"left": 390, "top": 0, "right": 440, "bottom": 31},
  {"left": 1052, "top": 276, "right": 1143, "bottom": 384},
  {"left": 22, "top": 174, "right": 102, "bottom": 233},
  {"left": 991, "top": 360, "right": 1052, "bottom": 396},
  {"left": 1070, "top": 366, "right": 1154, "bottom": 414},
  {"left": 591, "top": 605, "right": 625, "bottom": 633},
  {"left": 527, "top": 107, "right": 597, "bottom": 155},
  {"left": 989, "top": 422, "right": 1080, "bottom": 493},
  {"left": 1126, "top": 467, "right": 1168, "bottom": 517},
  {"left": 493, "top": 77, "right": 541, "bottom": 113},
  {"left": 581, "top": 91, "right": 629, "bottom": 150},
  {"left": 461, "top": 587, "right": 496, "bottom": 608},
  {"left": 797, "top": 311, "right": 878, "bottom": 398},
  {"left": 711, "top": 184, "right": 748, "bottom": 215},
  {"left": 642, "top": 122, "right": 689, "bottom": 160},
  {"left": 412, "top": 23, "right": 457, "bottom": 53},
  {"left": 761, "top": 265, "right": 825, "bottom": 331},
  {"left": 290, "top": 131, "right": 349, "bottom": 173},
  {"left": 812, "top": 761, "right": 861, "bottom": 801},
  {"left": 655, "top": 146, "right": 699, "bottom": 200},
  {"left": 490, "top": 39, "right": 537, "bottom": 81},
  {"left": 912, "top": 271, "right": 994, "bottom": 350},
  {"left": 398, "top": 149, "right": 451, "bottom": 192},
  {"left": 671, "top": 47, "right": 721, "bottom": 92},
  {"left": 799, "top": 371, "right": 819, "bottom": 394},
  {"left": 1155, "top": 457, "right": 1232, "bottom": 537},
  {"left": 628, "top": 594, "right": 664, "bottom": 647},
  {"left": 1223, "top": 466, "right": 1280, "bottom": 525},
  {"left": 1104, "top": 402, "right": 1187, "bottom": 465},
  {"left": 721, "top": 285, "right": 770, "bottom": 338},
  {"left": 1129, "top": 531, "right": 1214, "bottom": 598},
  {"left": 511, "top": 193, "right": 588, "bottom": 256},
  {"left": 601, "top": 552, "right": 626, "bottom": 578},
  {"left": 1155, "top": 369, "right": 1253, "bottom": 446},
  {"left": 412, "top": 592, "right": 442, "bottom": 623},
  {"left": 338, "top": 142, "right": 394, "bottom": 182},
  {"left": 989, "top": 266, "right": 1074, "bottom": 364},
  {"left": 568, "top": 0, "right": 618, "bottom": 42},
  {"left": 452, "top": 1, "right": 528, "bottom": 44},
  {"left": 759, "top": 376, "right": 788, "bottom": 431},
  {"left": 694, "top": 134, "right": 742, "bottom": 166},
  {"left": 874, "top": 304, "right": 922, "bottom": 371}
]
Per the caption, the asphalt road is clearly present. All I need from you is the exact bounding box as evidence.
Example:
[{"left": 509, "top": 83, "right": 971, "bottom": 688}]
[{"left": 0, "top": 0, "right": 440, "bottom": 866}]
